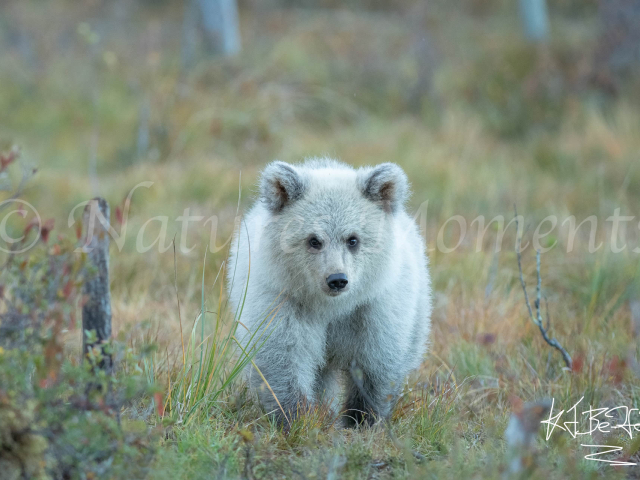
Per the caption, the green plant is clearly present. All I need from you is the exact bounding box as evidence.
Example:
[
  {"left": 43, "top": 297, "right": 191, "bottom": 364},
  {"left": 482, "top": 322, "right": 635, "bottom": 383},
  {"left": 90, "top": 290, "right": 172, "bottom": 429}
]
[
  {"left": 164, "top": 250, "right": 276, "bottom": 425},
  {"left": 0, "top": 236, "right": 160, "bottom": 479},
  {"left": 0, "top": 153, "right": 160, "bottom": 478}
]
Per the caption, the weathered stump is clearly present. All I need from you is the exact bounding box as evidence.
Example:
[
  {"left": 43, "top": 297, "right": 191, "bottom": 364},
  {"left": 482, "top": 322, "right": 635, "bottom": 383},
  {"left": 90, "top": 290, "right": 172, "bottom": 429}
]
[{"left": 82, "top": 197, "right": 112, "bottom": 372}]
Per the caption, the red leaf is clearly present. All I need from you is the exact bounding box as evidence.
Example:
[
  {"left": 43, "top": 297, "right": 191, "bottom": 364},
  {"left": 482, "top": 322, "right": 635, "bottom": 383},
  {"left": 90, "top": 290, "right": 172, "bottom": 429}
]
[
  {"left": 604, "top": 355, "right": 626, "bottom": 384},
  {"left": 62, "top": 280, "right": 73, "bottom": 299},
  {"left": 509, "top": 394, "right": 524, "bottom": 416},
  {"left": 24, "top": 218, "right": 39, "bottom": 238},
  {"left": 154, "top": 392, "right": 165, "bottom": 417},
  {"left": 40, "top": 219, "right": 55, "bottom": 243},
  {"left": 571, "top": 354, "right": 584, "bottom": 374},
  {"left": 0, "top": 149, "right": 18, "bottom": 171},
  {"left": 39, "top": 369, "right": 58, "bottom": 389},
  {"left": 115, "top": 193, "right": 132, "bottom": 226}
]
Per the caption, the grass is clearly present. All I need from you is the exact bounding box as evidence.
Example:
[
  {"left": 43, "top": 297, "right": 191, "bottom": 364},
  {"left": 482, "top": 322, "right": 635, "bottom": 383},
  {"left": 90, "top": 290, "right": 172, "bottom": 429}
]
[{"left": 2, "top": 0, "right": 640, "bottom": 478}]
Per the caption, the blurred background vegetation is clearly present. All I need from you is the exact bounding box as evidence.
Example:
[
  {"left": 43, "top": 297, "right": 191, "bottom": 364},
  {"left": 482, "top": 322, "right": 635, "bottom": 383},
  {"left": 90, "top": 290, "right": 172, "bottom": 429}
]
[{"left": 1, "top": 0, "right": 640, "bottom": 478}]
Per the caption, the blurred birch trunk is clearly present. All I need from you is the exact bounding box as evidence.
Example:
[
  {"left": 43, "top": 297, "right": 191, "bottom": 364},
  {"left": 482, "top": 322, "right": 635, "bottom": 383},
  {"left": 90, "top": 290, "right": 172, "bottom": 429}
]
[
  {"left": 182, "top": 0, "right": 241, "bottom": 68},
  {"left": 519, "top": 0, "right": 549, "bottom": 43}
]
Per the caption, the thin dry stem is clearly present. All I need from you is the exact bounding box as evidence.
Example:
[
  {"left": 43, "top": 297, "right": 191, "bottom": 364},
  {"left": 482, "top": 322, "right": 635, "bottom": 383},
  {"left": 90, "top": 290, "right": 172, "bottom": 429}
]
[{"left": 514, "top": 207, "right": 572, "bottom": 370}]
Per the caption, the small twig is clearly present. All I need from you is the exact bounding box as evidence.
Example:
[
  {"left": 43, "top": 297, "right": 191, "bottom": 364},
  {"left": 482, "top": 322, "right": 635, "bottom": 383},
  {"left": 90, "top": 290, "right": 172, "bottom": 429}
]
[
  {"left": 535, "top": 250, "right": 543, "bottom": 326},
  {"left": 514, "top": 207, "right": 572, "bottom": 371},
  {"left": 514, "top": 208, "right": 535, "bottom": 323},
  {"left": 533, "top": 306, "right": 573, "bottom": 370},
  {"left": 544, "top": 296, "right": 550, "bottom": 332},
  {"left": 172, "top": 238, "right": 186, "bottom": 369}
]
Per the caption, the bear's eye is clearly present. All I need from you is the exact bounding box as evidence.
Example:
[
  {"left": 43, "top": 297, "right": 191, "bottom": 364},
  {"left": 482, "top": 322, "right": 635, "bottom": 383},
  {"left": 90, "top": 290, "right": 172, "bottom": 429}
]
[
  {"left": 348, "top": 237, "right": 358, "bottom": 247},
  {"left": 308, "top": 237, "right": 323, "bottom": 250}
]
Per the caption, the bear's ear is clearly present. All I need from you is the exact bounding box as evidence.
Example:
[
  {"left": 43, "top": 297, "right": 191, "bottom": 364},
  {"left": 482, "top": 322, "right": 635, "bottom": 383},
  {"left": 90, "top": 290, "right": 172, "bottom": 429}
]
[
  {"left": 357, "top": 163, "right": 409, "bottom": 213},
  {"left": 260, "top": 161, "right": 307, "bottom": 212}
]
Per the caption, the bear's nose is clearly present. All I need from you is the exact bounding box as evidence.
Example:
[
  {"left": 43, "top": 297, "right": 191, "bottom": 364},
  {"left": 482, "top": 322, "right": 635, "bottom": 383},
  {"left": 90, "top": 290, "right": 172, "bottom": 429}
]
[{"left": 326, "top": 273, "right": 348, "bottom": 291}]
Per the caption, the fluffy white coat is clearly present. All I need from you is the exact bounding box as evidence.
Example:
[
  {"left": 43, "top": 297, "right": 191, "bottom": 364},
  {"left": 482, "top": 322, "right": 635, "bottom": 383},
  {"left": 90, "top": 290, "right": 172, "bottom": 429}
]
[{"left": 227, "top": 158, "right": 431, "bottom": 426}]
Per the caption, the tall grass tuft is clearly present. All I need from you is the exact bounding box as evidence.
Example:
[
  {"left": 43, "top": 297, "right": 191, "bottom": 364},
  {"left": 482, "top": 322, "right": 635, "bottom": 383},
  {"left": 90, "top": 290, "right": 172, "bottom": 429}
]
[{"left": 164, "top": 247, "right": 278, "bottom": 425}]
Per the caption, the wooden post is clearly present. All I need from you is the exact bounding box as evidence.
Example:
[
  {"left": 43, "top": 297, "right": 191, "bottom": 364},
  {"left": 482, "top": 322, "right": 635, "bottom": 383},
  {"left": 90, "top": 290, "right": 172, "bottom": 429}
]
[{"left": 82, "top": 197, "right": 112, "bottom": 372}]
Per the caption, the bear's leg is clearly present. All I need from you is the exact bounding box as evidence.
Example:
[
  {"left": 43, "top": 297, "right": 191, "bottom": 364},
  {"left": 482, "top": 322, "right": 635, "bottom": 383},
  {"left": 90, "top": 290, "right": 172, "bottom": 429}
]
[
  {"left": 248, "top": 312, "right": 327, "bottom": 430},
  {"left": 315, "top": 365, "right": 342, "bottom": 416},
  {"left": 342, "top": 363, "right": 398, "bottom": 427}
]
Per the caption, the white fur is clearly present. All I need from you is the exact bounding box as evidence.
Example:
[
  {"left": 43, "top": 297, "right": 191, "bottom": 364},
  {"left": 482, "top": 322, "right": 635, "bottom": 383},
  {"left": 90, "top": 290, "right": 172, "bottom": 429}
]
[{"left": 227, "top": 158, "right": 432, "bottom": 427}]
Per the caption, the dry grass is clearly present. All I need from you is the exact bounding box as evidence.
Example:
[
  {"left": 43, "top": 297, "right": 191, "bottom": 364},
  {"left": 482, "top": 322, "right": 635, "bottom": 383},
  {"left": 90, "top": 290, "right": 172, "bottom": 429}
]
[{"left": 1, "top": 0, "right": 639, "bottom": 478}]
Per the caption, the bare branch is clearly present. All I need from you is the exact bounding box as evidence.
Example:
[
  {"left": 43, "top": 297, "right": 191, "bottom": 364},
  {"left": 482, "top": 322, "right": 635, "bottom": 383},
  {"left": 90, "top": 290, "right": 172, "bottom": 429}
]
[
  {"left": 544, "top": 296, "right": 550, "bottom": 332},
  {"left": 536, "top": 249, "right": 543, "bottom": 326},
  {"left": 514, "top": 206, "right": 535, "bottom": 323},
  {"left": 514, "top": 207, "right": 572, "bottom": 370}
]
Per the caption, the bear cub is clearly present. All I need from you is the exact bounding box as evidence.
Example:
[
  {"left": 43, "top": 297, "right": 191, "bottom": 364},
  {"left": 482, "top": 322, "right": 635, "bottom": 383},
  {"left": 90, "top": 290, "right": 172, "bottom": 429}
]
[{"left": 227, "top": 158, "right": 431, "bottom": 427}]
